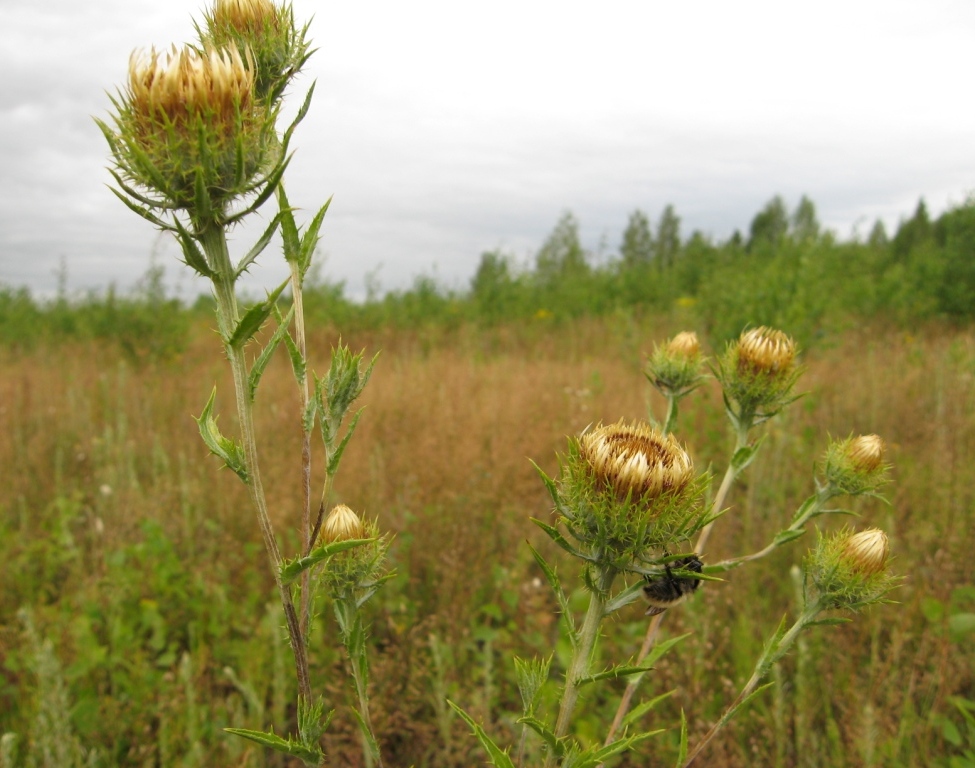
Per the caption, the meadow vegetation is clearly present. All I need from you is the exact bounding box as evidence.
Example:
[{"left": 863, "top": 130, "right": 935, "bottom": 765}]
[
  {"left": 2, "top": 1, "right": 974, "bottom": 761},
  {"left": 1, "top": 300, "right": 973, "bottom": 765}
]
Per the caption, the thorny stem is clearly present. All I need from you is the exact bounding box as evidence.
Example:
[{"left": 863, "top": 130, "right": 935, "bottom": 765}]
[
  {"left": 546, "top": 567, "right": 616, "bottom": 766},
  {"left": 682, "top": 604, "right": 821, "bottom": 767},
  {"left": 604, "top": 411, "right": 752, "bottom": 748},
  {"left": 201, "top": 222, "right": 312, "bottom": 705}
]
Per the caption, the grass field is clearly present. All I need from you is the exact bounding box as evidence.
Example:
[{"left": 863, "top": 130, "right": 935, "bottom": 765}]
[{"left": 1, "top": 314, "right": 973, "bottom": 767}]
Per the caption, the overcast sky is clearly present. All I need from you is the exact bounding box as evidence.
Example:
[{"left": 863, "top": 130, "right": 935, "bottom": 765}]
[{"left": 2, "top": 0, "right": 974, "bottom": 301}]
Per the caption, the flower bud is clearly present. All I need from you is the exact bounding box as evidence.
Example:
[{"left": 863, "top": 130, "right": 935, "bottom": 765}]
[
  {"left": 715, "top": 326, "right": 801, "bottom": 419},
  {"left": 847, "top": 434, "right": 886, "bottom": 473},
  {"left": 320, "top": 504, "right": 366, "bottom": 544},
  {"left": 736, "top": 326, "right": 796, "bottom": 374},
  {"left": 805, "top": 526, "right": 896, "bottom": 611},
  {"left": 841, "top": 528, "right": 889, "bottom": 576},
  {"left": 100, "top": 43, "right": 275, "bottom": 215},
  {"left": 667, "top": 331, "right": 700, "bottom": 358},
  {"left": 823, "top": 434, "right": 889, "bottom": 496},
  {"left": 579, "top": 421, "right": 694, "bottom": 502},
  {"left": 201, "top": 0, "right": 311, "bottom": 104},
  {"left": 646, "top": 331, "right": 706, "bottom": 396}
]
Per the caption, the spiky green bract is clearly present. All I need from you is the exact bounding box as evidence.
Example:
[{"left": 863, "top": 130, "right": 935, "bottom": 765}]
[
  {"left": 98, "top": 45, "right": 280, "bottom": 222},
  {"left": 645, "top": 331, "right": 708, "bottom": 399},
  {"left": 319, "top": 515, "right": 391, "bottom": 604},
  {"left": 550, "top": 427, "right": 707, "bottom": 570},
  {"left": 198, "top": 0, "right": 313, "bottom": 107},
  {"left": 804, "top": 527, "right": 898, "bottom": 612},
  {"left": 822, "top": 434, "right": 890, "bottom": 497},
  {"left": 713, "top": 326, "right": 802, "bottom": 426}
]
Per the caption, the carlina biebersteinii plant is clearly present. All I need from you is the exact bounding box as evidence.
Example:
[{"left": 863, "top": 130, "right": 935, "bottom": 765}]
[
  {"left": 449, "top": 420, "right": 718, "bottom": 767},
  {"left": 681, "top": 526, "right": 897, "bottom": 767},
  {"left": 98, "top": 3, "right": 391, "bottom": 766}
]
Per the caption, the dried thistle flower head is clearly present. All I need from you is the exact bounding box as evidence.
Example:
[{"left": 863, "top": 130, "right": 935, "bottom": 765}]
[
  {"left": 212, "top": 0, "right": 278, "bottom": 30},
  {"left": 99, "top": 43, "right": 275, "bottom": 215},
  {"left": 737, "top": 326, "right": 796, "bottom": 374},
  {"left": 646, "top": 331, "right": 706, "bottom": 396},
  {"left": 201, "top": 0, "right": 311, "bottom": 104},
  {"left": 806, "top": 526, "right": 897, "bottom": 611},
  {"left": 823, "top": 434, "right": 889, "bottom": 496},
  {"left": 579, "top": 421, "right": 694, "bottom": 501},
  {"left": 320, "top": 504, "right": 366, "bottom": 544},
  {"left": 667, "top": 331, "right": 700, "bottom": 358},
  {"left": 714, "top": 326, "right": 802, "bottom": 420},
  {"left": 847, "top": 434, "right": 886, "bottom": 473},
  {"left": 128, "top": 45, "right": 254, "bottom": 125},
  {"left": 841, "top": 528, "right": 890, "bottom": 576}
]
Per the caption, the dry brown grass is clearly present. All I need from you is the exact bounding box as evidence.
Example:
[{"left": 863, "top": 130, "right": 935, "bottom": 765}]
[{"left": 1, "top": 315, "right": 972, "bottom": 766}]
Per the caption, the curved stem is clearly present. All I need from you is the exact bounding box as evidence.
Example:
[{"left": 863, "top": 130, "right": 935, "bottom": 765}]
[{"left": 682, "top": 604, "right": 820, "bottom": 767}]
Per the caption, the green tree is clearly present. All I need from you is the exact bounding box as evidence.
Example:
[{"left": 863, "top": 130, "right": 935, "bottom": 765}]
[
  {"left": 748, "top": 195, "right": 789, "bottom": 250},
  {"left": 867, "top": 219, "right": 889, "bottom": 248},
  {"left": 470, "top": 250, "right": 515, "bottom": 322},
  {"left": 891, "top": 199, "right": 933, "bottom": 260},
  {"left": 535, "top": 211, "right": 589, "bottom": 285},
  {"left": 791, "top": 195, "right": 820, "bottom": 242},
  {"left": 933, "top": 199, "right": 975, "bottom": 316},
  {"left": 620, "top": 209, "right": 654, "bottom": 268},
  {"left": 655, "top": 204, "right": 681, "bottom": 268}
]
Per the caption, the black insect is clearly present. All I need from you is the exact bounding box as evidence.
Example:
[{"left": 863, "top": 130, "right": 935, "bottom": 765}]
[{"left": 641, "top": 555, "right": 703, "bottom": 616}]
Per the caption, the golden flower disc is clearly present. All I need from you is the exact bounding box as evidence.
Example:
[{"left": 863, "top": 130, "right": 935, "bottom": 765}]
[
  {"left": 841, "top": 528, "right": 890, "bottom": 576},
  {"left": 213, "top": 0, "right": 279, "bottom": 31},
  {"left": 127, "top": 44, "right": 254, "bottom": 128},
  {"left": 579, "top": 421, "right": 693, "bottom": 500},
  {"left": 666, "top": 331, "right": 700, "bottom": 359},
  {"left": 736, "top": 326, "right": 796, "bottom": 374},
  {"left": 847, "top": 434, "right": 886, "bottom": 473},
  {"left": 321, "top": 504, "right": 366, "bottom": 544}
]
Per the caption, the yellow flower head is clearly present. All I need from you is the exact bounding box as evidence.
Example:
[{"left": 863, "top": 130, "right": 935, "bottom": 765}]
[
  {"left": 666, "top": 331, "right": 700, "bottom": 359},
  {"left": 127, "top": 45, "right": 254, "bottom": 134},
  {"left": 579, "top": 421, "right": 693, "bottom": 501},
  {"left": 841, "top": 528, "right": 890, "bottom": 576},
  {"left": 320, "top": 504, "right": 366, "bottom": 544},
  {"left": 736, "top": 326, "right": 796, "bottom": 375}
]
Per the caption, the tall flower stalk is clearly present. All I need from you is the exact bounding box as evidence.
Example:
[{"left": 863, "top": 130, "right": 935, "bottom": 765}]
[{"left": 98, "top": 4, "right": 386, "bottom": 765}]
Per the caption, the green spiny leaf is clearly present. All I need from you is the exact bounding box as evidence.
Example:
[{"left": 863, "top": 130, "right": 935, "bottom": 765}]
[
  {"left": 516, "top": 716, "right": 565, "bottom": 758},
  {"left": 578, "top": 662, "right": 655, "bottom": 686},
  {"left": 172, "top": 217, "right": 214, "bottom": 278},
  {"left": 297, "top": 197, "right": 332, "bottom": 275},
  {"left": 674, "top": 709, "right": 688, "bottom": 768},
  {"left": 531, "top": 518, "right": 586, "bottom": 560},
  {"left": 447, "top": 700, "right": 516, "bottom": 768},
  {"left": 326, "top": 408, "right": 363, "bottom": 477},
  {"left": 280, "top": 538, "right": 374, "bottom": 585},
  {"left": 773, "top": 528, "right": 807, "bottom": 547},
  {"left": 645, "top": 632, "right": 693, "bottom": 667},
  {"left": 224, "top": 727, "right": 323, "bottom": 765},
  {"left": 527, "top": 543, "right": 576, "bottom": 645},
  {"left": 621, "top": 690, "right": 676, "bottom": 728},
  {"left": 195, "top": 387, "right": 248, "bottom": 482},
  {"left": 235, "top": 212, "right": 283, "bottom": 279},
  {"left": 228, "top": 277, "right": 289, "bottom": 350},
  {"left": 349, "top": 708, "right": 381, "bottom": 765},
  {"left": 248, "top": 305, "right": 295, "bottom": 401}
]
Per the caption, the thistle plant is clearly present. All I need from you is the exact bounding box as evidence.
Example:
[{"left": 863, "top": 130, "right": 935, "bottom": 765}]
[
  {"left": 450, "top": 326, "right": 898, "bottom": 767},
  {"left": 98, "top": 3, "right": 387, "bottom": 765}
]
